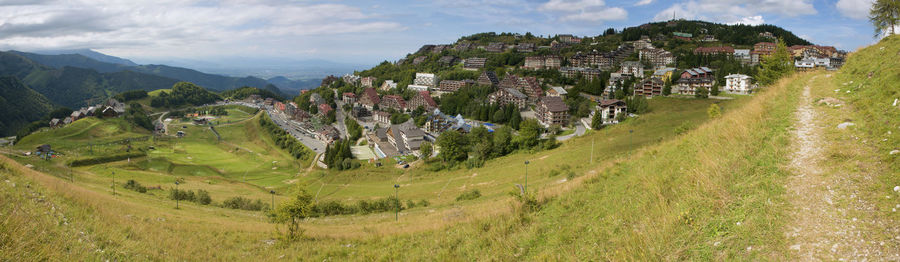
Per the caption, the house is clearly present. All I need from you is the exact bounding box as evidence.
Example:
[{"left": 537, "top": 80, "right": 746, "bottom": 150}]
[
  {"left": 412, "top": 56, "right": 427, "bottom": 65},
  {"left": 546, "top": 86, "right": 568, "bottom": 99},
  {"left": 432, "top": 44, "right": 451, "bottom": 53},
  {"left": 488, "top": 88, "right": 527, "bottom": 109},
  {"left": 639, "top": 48, "right": 675, "bottom": 68},
  {"left": 424, "top": 110, "right": 472, "bottom": 135},
  {"left": 734, "top": 49, "right": 751, "bottom": 64},
  {"left": 594, "top": 99, "right": 627, "bottom": 124},
  {"left": 409, "top": 91, "right": 438, "bottom": 111},
  {"left": 374, "top": 111, "right": 391, "bottom": 124},
  {"left": 102, "top": 106, "right": 121, "bottom": 118},
  {"left": 318, "top": 103, "right": 333, "bottom": 116},
  {"left": 454, "top": 42, "right": 474, "bottom": 51},
  {"left": 724, "top": 74, "right": 755, "bottom": 95},
  {"left": 438, "top": 56, "right": 458, "bottom": 65},
  {"left": 413, "top": 73, "right": 438, "bottom": 91},
  {"left": 558, "top": 34, "right": 580, "bottom": 43},
  {"left": 292, "top": 109, "right": 311, "bottom": 122},
  {"left": 63, "top": 117, "right": 73, "bottom": 125},
  {"left": 103, "top": 98, "right": 126, "bottom": 117},
  {"left": 476, "top": 71, "right": 500, "bottom": 87},
  {"left": 49, "top": 118, "right": 61, "bottom": 128},
  {"left": 559, "top": 67, "right": 603, "bottom": 81},
  {"left": 316, "top": 126, "right": 340, "bottom": 144},
  {"left": 536, "top": 96, "right": 569, "bottom": 127},
  {"left": 379, "top": 95, "right": 408, "bottom": 112},
  {"left": 193, "top": 118, "right": 208, "bottom": 125},
  {"left": 386, "top": 120, "right": 426, "bottom": 155},
  {"left": 342, "top": 92, "right": 357, "bottom": 105},
  {"left": 701, "top": 35, "right": 717, "bottom": 42},
  {"left": 620, "top": 61, "right": 644, "bottom": 77},
  {"left": 674, "top": 67, "right": 715, "bottom": 95},
  {"left": 381, "top": 80, "right": 397, "bottom": 91},
  {"left": 813, "top": 57, "right": 831, "bottom": 68},
  {"left": 634, "top": 77, "right": 664, "bottom": 97},
  {"left": 679, "top": 67, "right": 713, "bottom": 79},
  {"left": 361, "top": 77, "right": 376, "bottom": 88},
  {"left": 694, "top": 46, "right": 735, "bottom": 56},
  {"left": 341, "top": 74, "right": 360, "bottom": 85},
  {"left": 359, "top": 88, "right": 380, "bottom": 110},
  {"left": 523, "top": 55, "right": 561, "bottom": 70},
  {"left": 247, "top": 94, "right": 262, "bottom": 103},
  {"left": 486, "top": 42, "right": 506, "bottom": 53},
  {"left": 516, "top": 43, "right": 536, "bottom": 52},
  {"left": 673, "top": 32, "right": 692, "bottom": 41},
  {"left": 633, "top": 39, "right": 653, "bottom": 50},
  {"left": 751, "top": 42, "right": 776, "bottom": 64},
  {"left": 463, "top": 58, "right": 487, "bottom": 70},
  {"left": 795, "top": 58, "right": 815, "bottom": 71},
  {"left": 652, "top": 68, "right": 676, "bottom": 83},
  {"left": 438, "top": 80, "right": 473, "bottom": 93}
]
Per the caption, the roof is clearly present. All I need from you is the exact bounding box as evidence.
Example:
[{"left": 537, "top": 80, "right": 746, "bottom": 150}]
[
  {"left": 418, "top": 91, "right": 437, "bottom": 108},
  {"left": 599, "top": 99, "right": 626, "bottom": 107},
  {"left": 363, "top": 88, "right": 380, "bottom": 104},
  {"left": 540, "top": 96, "right": 569, "bottom": 112},
  {"left": 725, "top": 74, "right": 752, "bottom": 80},
  {"left": 505, "top": 88, "right": 527, "bottom": 99},
  {"left": 549, "top": 86, "right": 567, "bottom": 95},
  {"left": 653, "top": 67, "right": 676, "bottom": 75}
]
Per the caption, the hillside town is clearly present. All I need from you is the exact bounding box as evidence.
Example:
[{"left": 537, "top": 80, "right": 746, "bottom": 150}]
[{"left": 235, "top": 21, "right": 845, "bottom": 163}]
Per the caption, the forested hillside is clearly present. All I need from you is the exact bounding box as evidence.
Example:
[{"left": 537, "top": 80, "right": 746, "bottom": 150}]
[{"left": 0, "top": 76, "right": 53, "bottom": 136}]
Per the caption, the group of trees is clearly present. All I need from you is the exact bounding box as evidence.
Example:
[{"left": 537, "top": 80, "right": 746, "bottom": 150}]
[
  {"left": 345, "top": 118, "right": 362, "bottom": 141},
  {"left": 150, "top": 82, "right": 220, "bottom": 108},
  {"left": 123, "top": 103, "right": 154, "bottom": 130},
  {"left": 434, "top": 119, "right": 557, "bottom": 168},
  {"left": 259, "top": 114, "right": 311, "bottom": 160},
  {"left": 113, "top": 90, "right": 148, "bottom": 102},
  {"left": 168, "top": 188, "right": 213, "bottom": 205},
  {"left": 220, "top": 86, "right": 283, "bottom": 101},
  {"left": 323, "top": 139, "right": 359, "bottom": 170}
]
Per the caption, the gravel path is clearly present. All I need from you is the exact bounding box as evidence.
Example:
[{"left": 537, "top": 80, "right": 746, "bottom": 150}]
[{"left": 786, "top": 80, "right": 899, "bottom": 260}]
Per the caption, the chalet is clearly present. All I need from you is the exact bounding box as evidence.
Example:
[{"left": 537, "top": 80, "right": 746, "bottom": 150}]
[
  {"left": 342, "top": 92, "right": 357, "bottom": 105},
  {"left": 724, "top": 74, "right": 755, "bottom": 95},
  {"left": 292, "top": 109, "right": 311, "bottom": 122},
  {"left": 536, "top": 96, "right": 569, "bottom": 127},
  {"left": 359, "top": 88, "right": 380, "bottom": 110},
  {"left": 381, "top": 80, "right": 397, "bottom": 91},
  {"left": 409, "top": 91, "right": 438, "bottom": 111},
  {"left": 652, "top": 68, "right": 676, "bottom": 83},
  {"left": 694, "top": 46, "right": 735, "bottom": 56},
  {"left": 634, "top": 77, "right": 664, "bottom": 97},
  {"left": 463, "top": 57, "right": 487, "bottom": 70},
  {"left": 594, "top": 99, "right": 627, "bottom": 124},
  {"left": 476, "top": 71, "right": 500, "bottom": 87},
  {"left": 813, "top": 57, "right": 831, "bottom": 68},
  {"left": 438, "top": 80, "right": 473, "bottom": 93},
  {"left": 546, "top": 86, "right": 567, "bottom": 99},
  {"left": 361, "top": 76, "right": 376, "bottom": 87},
  {"left": 379, "top": 95, "right": 408, "bottom": 112},
  {"left": 523, "top": 55, "right": 561, "bottom": 70},
  {"left": 63, "top": 117, "right": 73, "bottom": 125},
  {"left": 620, "top": 61, "right": 644, "bottom": 77},
  {"left": 673, "top": 67, "right": 715, "bottom": 95},
  {"left": 679, "top": 67, "right": 713, "bottom": 79},
  {"left": 486, "top": 42, "right": 506, "bottom": 53},
  {"left": 516, "top": 43, "right": 536, "bottom": 52},
  {"left": 102, "top": 106, "right": 121, "bottom": 118},
  {"left": 559, "top": 67, "right": 603, "bottom": 81},
  {"left": 374, "top": 111, "right": 391, "bottom": 124},
  {"left": 488, "top": 88, "right": 527, "bottom": 109},
  {"left": 316, "top": 126, "right": 340, "bottom": 144},
  {"left": 49, "top": 118, "right": 60, "bottom": 128},
  {"left": 386, "top": 120, "right": 426, "bottom": 155}
]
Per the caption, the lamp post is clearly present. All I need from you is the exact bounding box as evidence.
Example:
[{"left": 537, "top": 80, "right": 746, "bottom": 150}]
[
  {"left": 175, "top": 181, "right": 180, "bottom": 209},
  {"left": 524, "top": 160, "right": 530, "bottom": 193},
  {"left": 111, "top": 171, "right": 116, "bottom": 196},
  {"left": 394, "top": 184, "right": 400, "bottom": 221},
  {"left": 270, "top": 190, "right": 275, "bottom": 210}
]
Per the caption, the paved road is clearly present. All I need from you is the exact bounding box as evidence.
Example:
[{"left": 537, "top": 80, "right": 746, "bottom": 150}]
[
  {"left": 556, "top": 122, "right": 586, "bottom": 141},
  {"left": 264, "top": 107, "right": 326, "bottom": 154}
]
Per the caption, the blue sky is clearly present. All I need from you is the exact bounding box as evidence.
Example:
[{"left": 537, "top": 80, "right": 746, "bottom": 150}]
[{"left": 0, "top": 0, "right": 881, "bottom": 68}]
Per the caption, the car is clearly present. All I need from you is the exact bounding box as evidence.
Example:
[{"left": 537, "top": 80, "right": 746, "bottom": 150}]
[{"left": 403, "top": 164, "right": 409, "bottom": 168}]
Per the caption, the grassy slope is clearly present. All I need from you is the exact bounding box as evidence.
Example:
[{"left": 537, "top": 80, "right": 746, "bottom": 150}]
[
  {"left": 15, "top": 117, "right": 150, "bottom": 151},
  {"left": 0, "top": 71, "right": 807, "bottom": 260}
]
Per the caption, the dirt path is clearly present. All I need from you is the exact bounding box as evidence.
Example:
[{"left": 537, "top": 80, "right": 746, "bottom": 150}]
[{"left": 785, "top": 78, "right": 897, "bottom": 260}]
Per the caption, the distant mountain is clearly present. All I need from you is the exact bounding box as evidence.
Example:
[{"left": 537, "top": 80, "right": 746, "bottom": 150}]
[
  {"left": 32, "top": 49, "right": 138, "bottom": 66},
  {"left": 266, "top": 76, "right": 320, "bottom": 94},
  {"left": 11, "top": 50, "right": 312, "bottom": 93},
  {"left": 0, "top": 76, "right": 53, "bottom": 136}
]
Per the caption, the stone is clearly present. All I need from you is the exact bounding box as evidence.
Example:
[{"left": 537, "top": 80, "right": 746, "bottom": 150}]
[
  {"left": 891, "top": 150, "right": 900, "bottom": 155},
  {"left": 837, "top": 122, "right": 856, "bottom": 129}
]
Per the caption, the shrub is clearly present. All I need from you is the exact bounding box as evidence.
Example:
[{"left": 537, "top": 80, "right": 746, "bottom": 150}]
[
  {"left": 195, "top": 189, "right": 212, "bottom": 205},
  {"left": 123, "top": 180, "right": 147, "bottom": 193},
  {"left": 456, "top": 189, "right": 482, "bottom": 201},
  {"left": 169, "top": 188, "right": 195, "bottom": 202},
  {"left": 222, "top": 196, "right": 265, "bottom": 211}
]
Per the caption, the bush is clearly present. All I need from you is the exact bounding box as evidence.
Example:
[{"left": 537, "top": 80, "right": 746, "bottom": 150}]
[
  {"left": 123, "top": 179, "right": 147, "bottom": 193},
  {"left": 222, "top": 196, "right": 265, "bottom": 211},
  {"left": 675, "top": 121, "right": 695, "bottom": 135},
  {"left": 169, "top": 188, "right": 195, "bottom": 202},
  {"left": 456, "top": 189, "right": 482, "bottom": 201},
  {"left": 196, "top": 189, "right": 212, "bottom": 205}
]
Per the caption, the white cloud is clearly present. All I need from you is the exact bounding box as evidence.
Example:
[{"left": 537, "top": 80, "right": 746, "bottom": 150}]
[
  {"left": 635, "top": 0, "right": 652, "bottom": 6},
  {"left": 0, "top": 0, "right": 406, "bottom": 60},
  {"left": 538, "top": 0, "right": 627, "bottom": 22},
  {"left": 652, "top": 0, "right": 815, "bottom": 23},
  {"left": 836, "top": 0, "right": 874, "bottom": 19},
  {"left": 727, "top": 15, "right": 765, "bottom": 26}
]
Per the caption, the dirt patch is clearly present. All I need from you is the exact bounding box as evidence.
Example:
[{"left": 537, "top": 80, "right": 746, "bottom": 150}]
[{"left": 816, "top": 97, "right": 844, "bottom": 107}]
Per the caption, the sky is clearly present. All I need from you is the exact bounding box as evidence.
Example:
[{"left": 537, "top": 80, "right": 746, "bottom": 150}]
[{"left": 0, "top": 0, "right": 885, "bottom": 70}]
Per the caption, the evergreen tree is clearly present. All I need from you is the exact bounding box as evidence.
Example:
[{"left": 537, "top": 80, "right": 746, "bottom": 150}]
[
  {"left": 870, "top": 0, "right": 900, "bottom": 37},
  {"left": 591, "top": 110, "right": 604, "bottom": 130},
  {"left": 757, "top": 39, "right": 794, "bottom": 86}
]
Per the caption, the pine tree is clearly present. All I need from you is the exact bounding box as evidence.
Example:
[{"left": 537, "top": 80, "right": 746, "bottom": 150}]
[
  {"left": 870, "top": 0, "right": 900, "bottom": 37},
  {"left": 757, "top": 39, "right": 794, "bottom": 86}
]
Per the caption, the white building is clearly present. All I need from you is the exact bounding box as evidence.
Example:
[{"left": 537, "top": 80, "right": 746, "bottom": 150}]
[
  {"left": 813, "top": 57, "right": 831, "bottom": 68},
  {"left": 406, "top": 85, "right": 430, "bottom": 92},
  {"left": 413, "top": 73, "right": 438, "bottom": 88},
  {"left": 724, "top": 74, "right": 755, "bottom": 95},
  {"left": 620, "top": 61, "right": 644, "bottom": 78},
  {"left": 795, "top": 59, "right": 815, "bottom": 70}
]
